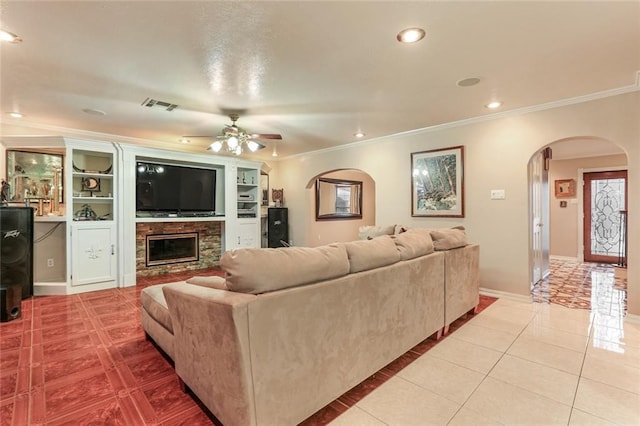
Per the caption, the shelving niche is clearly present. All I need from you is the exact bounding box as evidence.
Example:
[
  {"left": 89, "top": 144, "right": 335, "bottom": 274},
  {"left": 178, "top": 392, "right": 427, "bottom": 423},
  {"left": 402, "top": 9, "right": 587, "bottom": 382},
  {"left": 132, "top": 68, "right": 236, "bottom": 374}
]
[
  {"left": 71, "top": 150, "right": 114, "bottom": 221},
  {"left": 237, "top": 167, "right": 259, "bottom": 218}
]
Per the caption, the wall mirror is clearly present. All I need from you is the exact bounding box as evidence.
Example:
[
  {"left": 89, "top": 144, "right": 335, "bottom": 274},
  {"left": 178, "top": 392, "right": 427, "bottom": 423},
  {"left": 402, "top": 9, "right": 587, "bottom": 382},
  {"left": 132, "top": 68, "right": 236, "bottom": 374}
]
[
  {"left": 5, "top": 150, "right": 64, "bottom": 202},
  {"left": 316, "top": 177, "right": 363, "bottom": 220}
]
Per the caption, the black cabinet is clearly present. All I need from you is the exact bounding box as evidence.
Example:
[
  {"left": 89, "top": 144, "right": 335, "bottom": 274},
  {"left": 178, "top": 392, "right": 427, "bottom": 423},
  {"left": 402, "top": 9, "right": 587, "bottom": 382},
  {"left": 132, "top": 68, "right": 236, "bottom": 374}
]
[{"left": 267, "top": 208, "right": 289, "bottom": 248}]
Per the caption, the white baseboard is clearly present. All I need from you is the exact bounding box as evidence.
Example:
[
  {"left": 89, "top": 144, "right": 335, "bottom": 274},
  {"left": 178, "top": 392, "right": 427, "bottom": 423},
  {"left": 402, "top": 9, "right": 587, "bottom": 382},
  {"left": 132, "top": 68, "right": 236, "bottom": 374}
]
[
  {"left": 479, "top": 287, "right": 532, "bottom": 304},
  {"left": 625, "top": 313, "right": 640, "bottom": 324},
  {"left": 34, "top": 282, "right": 67, "bottom": 296}
]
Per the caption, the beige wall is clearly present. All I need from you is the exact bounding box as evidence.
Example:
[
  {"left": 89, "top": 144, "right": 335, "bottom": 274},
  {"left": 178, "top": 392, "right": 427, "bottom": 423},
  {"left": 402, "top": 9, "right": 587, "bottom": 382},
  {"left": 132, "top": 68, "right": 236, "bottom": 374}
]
[
  {"left": 305, "top": 169, "right": 375, "bottom": 246},
  {"left": 273, "top": 92, "right": 640, "bottom": 315},
  {"left": 549, "top": 154, "right": 627, "bottom": 258}
]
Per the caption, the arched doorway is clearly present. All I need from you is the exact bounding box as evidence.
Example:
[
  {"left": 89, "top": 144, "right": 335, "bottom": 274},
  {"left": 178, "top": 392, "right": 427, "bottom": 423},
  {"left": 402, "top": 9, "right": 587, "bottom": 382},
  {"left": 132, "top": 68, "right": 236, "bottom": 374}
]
[
  {"left": 305, "top": 169, "right": 375, "bottom": 246},
  {"left": 528, "top": 136, "right": 628, "bottom": 307}
]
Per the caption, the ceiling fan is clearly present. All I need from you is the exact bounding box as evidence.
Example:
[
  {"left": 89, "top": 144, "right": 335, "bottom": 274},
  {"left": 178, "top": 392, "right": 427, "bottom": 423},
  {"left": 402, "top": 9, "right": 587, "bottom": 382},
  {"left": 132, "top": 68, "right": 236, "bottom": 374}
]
[{"left": 183, "top": 113, "right": 282, "bottom": 156}]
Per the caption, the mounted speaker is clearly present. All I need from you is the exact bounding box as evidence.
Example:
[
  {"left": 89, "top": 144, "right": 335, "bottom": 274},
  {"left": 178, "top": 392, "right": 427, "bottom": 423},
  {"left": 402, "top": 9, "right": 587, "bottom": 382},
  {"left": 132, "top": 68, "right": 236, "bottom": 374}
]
[
  {"left": 0, "top": 285, "right": 22, "bottom": 322},
  {"left": 0, "top": 207, "right": 34, "bottom": 300},
  {"left": 267, "top": 208, "right": 288, "bottom": 248}
]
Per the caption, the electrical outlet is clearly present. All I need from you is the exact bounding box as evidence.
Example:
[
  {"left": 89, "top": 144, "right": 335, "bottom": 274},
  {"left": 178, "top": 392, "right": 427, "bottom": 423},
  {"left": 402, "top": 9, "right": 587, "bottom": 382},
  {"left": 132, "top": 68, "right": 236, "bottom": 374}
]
[{"left": 47, "top": 258, "right": 54, "bottom": 267}]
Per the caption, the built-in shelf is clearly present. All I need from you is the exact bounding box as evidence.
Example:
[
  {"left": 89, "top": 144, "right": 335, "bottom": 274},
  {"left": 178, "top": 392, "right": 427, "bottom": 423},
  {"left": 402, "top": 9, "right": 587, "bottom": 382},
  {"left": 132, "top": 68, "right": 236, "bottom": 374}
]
[{"left": 237, "top": 167, "right": 259, "bottom": 219}]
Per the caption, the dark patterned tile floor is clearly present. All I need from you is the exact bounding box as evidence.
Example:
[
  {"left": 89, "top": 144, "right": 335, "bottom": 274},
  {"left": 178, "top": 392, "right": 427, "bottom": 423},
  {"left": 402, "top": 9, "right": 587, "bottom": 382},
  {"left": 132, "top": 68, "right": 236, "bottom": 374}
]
[
  {"left": 531, "top": 258, "right": 627, "bottom": 314},
  {"left": 1, "top": 267, "right": 496, "bottom": 426}
]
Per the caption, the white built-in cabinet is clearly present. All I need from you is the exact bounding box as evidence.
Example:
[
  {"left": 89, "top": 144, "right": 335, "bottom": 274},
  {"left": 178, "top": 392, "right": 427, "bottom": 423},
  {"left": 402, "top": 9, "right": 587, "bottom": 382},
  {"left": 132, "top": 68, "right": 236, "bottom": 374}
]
[
  {"left": 66, "top": 141, "right": 118, "bottom": 292},
  {"left": 225, "top": 164, "right": 261, "bottom": 249},
  {"left": 2, "top": 136, "right": 263, "bottom": 295},
  {"left": 70, "top": 223, "right": 116, "bottom": 286}
]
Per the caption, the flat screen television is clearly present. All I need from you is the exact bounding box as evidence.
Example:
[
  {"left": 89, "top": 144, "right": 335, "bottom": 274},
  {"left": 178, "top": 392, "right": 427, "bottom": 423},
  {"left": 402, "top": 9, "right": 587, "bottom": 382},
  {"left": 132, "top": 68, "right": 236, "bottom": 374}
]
[{"left": 136, "top": 161, "right": 216, "bottom": 214}]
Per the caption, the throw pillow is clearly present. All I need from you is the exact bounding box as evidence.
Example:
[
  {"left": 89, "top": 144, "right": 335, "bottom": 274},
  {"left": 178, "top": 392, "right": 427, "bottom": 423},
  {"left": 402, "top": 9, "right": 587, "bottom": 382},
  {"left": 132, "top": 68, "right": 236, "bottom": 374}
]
[
  {"left": 358, "top": 224, "right": 396, "bottom": 240},
  {"left": 430, "top": 227, "right": 467, "bottom": 250}
]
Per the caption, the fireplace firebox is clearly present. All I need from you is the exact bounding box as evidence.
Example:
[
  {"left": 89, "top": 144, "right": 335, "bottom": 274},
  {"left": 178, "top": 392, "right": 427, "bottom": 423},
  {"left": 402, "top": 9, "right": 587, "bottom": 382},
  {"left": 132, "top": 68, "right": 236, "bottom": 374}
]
[{"left": 146, "top": 232, "right": 199, "bottom": 267}]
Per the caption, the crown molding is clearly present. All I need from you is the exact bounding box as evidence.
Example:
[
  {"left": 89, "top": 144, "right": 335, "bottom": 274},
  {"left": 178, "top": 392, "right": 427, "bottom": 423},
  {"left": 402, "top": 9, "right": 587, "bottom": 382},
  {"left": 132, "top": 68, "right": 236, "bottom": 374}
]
[
  {"left": 284, "top": 70, "right": 640, "bottom": 161},
  {"left": 2, "top": 71, "right": 639, "bottom": 162}
]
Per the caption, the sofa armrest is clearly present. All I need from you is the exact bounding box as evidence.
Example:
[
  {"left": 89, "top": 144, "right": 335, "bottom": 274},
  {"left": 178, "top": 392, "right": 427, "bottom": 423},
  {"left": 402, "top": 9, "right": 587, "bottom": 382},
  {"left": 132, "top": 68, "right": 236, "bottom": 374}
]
[{"left": 162, "top": 283, "right": 258, "bottom": 426}]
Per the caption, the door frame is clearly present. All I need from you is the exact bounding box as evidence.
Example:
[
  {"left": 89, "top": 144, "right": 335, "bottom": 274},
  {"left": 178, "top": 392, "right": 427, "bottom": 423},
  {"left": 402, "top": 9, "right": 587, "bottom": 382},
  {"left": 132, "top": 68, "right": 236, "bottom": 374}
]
[{"left": 576, "top": 165, "right": 627, "bottom": 262}]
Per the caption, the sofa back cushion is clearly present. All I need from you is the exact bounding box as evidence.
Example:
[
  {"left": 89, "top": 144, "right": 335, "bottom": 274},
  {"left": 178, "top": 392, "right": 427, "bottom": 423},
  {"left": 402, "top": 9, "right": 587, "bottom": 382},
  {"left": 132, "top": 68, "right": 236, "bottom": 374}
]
[
  {"left": 221, "top": 244, "right": 350, "bottom": 294},
  {"left": 344, "top": 235, "right": 401, "bottom": 273},
  {"left": 392, "top": 228, "right": 435, "bottom": 260},
  {"left": 430, "top": 227, "right": 467, "bottom": 250}
]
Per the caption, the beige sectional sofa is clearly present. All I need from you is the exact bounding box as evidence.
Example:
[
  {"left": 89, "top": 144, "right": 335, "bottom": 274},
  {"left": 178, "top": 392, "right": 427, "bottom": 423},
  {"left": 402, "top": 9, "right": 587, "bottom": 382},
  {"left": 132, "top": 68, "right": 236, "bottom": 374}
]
[{"left": 140, "top": 227, "right": 479, "bottom": 426}]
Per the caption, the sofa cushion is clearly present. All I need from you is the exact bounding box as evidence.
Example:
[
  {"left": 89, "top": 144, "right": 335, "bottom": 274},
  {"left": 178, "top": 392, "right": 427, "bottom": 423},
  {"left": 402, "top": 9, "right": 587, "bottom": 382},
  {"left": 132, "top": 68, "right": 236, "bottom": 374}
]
[
  {"left": 430, "top": 227, "right": 467, "bottom": 250},
  {"left": 358, "top": 224, "right": 395, "bottom": 240},
  {"left": 140, "top": 284, "right": 173, "bottom": 333},
  {"left": 186, "top": 275, "right": 228, "bottom": 290},
  {"left": 392, "top": 228, "right": 434, "bottom": 260},
  {"left": 344, "top": 235, "right": 401, "bottom": 273},
  {"left": 221, "top": 244, "right": 350, "bottom": 294}
]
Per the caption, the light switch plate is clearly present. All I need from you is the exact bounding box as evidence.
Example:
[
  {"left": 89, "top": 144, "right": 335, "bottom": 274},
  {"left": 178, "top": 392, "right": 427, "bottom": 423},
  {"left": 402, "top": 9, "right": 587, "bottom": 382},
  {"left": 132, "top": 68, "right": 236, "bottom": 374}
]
[{"left": 491, "top": 189, "right": 506, "bottom": 200}]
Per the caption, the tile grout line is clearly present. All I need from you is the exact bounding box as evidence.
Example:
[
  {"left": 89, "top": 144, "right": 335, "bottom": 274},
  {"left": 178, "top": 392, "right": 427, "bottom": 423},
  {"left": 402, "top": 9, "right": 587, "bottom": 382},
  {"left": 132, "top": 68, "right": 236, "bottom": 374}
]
[{"left": 445, "top": 306, "right": 535, "bottom": 425}]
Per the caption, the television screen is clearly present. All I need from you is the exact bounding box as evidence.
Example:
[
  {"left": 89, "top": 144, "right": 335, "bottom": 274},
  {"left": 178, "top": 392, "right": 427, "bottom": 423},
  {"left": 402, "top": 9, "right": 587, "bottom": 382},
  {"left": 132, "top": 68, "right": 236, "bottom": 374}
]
[{"left": 136, "top": 162, "right": 216, "bottom": 213}]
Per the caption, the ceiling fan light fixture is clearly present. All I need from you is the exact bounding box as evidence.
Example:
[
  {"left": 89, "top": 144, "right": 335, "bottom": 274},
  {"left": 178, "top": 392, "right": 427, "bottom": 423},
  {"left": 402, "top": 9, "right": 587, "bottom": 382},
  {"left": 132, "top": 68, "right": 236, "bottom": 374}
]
[
  {"left": 234, "top": 145, "right": 242, "bottom": 156},
  {"left": 247, "top": 140, "right": 260, "bottom": 152},
  {"left": 210, "top": 141, "right": 223, "bottom": 152},
  {"left": 227, "top": 136, "right": 239, "bottom": 149}
]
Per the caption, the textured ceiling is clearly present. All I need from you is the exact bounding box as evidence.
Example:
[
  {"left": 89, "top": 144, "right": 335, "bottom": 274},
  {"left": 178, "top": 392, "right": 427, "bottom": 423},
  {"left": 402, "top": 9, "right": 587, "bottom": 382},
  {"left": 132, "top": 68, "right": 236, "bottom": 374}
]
[{"left": 1, "top": 1, "right": 638, "bottom": 160}]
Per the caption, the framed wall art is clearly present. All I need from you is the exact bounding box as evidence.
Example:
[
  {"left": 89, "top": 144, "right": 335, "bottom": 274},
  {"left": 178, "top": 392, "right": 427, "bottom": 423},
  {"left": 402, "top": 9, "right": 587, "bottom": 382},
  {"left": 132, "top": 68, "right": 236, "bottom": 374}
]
[
  {"left": 554, "top": 179, "right": 575, "bottom": 198},
  {"left": 411, "top": 145, "right": 464, "bottom": 217}
]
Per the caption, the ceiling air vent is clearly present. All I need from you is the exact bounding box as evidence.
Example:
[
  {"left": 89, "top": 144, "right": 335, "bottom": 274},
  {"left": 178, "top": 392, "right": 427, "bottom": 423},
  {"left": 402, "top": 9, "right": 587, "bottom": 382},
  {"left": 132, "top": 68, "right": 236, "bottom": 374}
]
[{"left": 141, "top": 97, "right": 178, "bottom": 111}]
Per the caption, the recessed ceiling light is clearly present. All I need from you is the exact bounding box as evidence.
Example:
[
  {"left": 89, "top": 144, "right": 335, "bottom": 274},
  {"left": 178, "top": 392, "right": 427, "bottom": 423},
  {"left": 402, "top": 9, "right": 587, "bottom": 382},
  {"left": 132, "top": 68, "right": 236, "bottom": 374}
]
[
  {"left": 82, "top": 108, "right": 106, "bottom": 116},
  {"left": 8, "top": 111, "right": 24, "bottom": 118},
  {"left": 354, "top": 132, "right": 365, "bottom": 138},
  {"left": 457, "top": 78, "right": 481, "bottom": 87},
  {"left": 0, "top": 30, "right": 22, "bottom": 43},
  {"left": 396, "top": 28, "right": 426, "bottom": 43},
  {"left": 486, "top": 101, "right": 503, "bottom": 109}
]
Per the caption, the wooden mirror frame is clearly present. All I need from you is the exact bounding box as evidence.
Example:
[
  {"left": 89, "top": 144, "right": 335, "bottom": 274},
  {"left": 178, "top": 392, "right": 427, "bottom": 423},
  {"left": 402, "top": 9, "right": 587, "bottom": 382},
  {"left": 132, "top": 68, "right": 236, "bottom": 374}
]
[{"left": 315, "top": 177, "right": 363, "bottom": 220}]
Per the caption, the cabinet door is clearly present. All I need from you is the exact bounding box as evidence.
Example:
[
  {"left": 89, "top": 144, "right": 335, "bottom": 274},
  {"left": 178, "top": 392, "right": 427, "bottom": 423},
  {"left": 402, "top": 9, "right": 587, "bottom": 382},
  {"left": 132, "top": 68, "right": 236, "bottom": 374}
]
[
  {"left": 71, "top": 224, "right": 116, "bottom": 286},
  {"left": 233, "top": 220, "right": 259, "bottom": 249}
]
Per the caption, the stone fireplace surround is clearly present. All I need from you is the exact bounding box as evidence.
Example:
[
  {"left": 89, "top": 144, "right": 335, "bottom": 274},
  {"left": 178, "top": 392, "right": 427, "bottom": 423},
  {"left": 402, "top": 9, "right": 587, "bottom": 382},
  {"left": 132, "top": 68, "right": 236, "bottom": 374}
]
[{"left": 136, "top": 221, "right": 222, "bottom": 278}]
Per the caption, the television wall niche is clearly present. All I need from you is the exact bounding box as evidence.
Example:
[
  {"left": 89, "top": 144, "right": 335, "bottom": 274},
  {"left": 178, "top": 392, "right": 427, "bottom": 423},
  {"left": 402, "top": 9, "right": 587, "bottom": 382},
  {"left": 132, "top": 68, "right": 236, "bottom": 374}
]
[{"left": 135, "top": 160, "right": 224, "bottom": 216}]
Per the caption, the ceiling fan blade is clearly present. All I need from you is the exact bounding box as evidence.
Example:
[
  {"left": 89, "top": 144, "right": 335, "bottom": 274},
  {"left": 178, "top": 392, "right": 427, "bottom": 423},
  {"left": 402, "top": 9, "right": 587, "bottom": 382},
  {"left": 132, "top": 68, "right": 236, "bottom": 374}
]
[{"left": 251, "top": 133, "right": 282, "bottom": 140}]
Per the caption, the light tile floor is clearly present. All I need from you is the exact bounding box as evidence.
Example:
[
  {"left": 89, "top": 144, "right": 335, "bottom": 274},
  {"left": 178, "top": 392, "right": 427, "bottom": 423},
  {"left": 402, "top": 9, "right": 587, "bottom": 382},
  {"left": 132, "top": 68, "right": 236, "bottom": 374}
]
[{"left": 329, "top": 297, "right": 640, "bottom": 425}]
